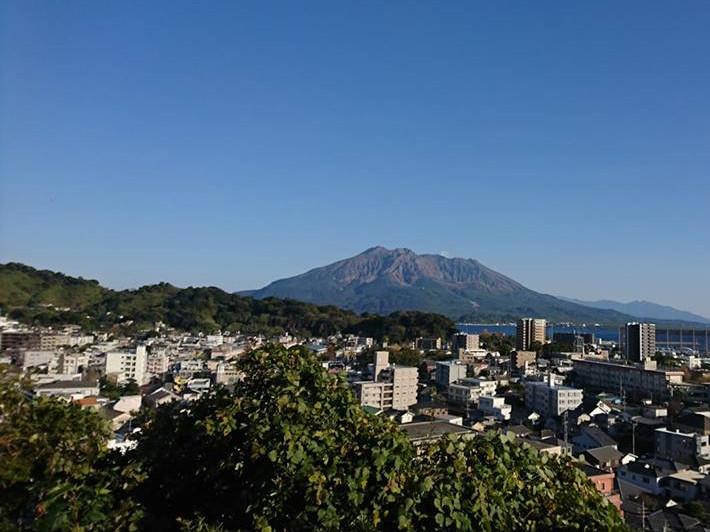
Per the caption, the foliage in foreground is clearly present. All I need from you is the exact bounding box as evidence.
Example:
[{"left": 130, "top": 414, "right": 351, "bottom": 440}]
[{"left": 1, "top": 348, "right": 626, "bottom": 530}]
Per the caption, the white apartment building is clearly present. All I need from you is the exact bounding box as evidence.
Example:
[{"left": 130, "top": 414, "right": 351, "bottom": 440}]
[
  {"left": 146, "top": 351, "right": 169, "bottom": 376},
  {"left": 448, "top": 378, "right": 497, "bottom": 406},
  {"left": 479, "top": 396, "right": 512, "bottom": 421},
  {"left": 354, "top": 351, "right": 418, "bottom": 411},
  {"left": 19, "top": 350, "right": 56, "bottom": 370},
  {"left": 59, "top": 352, "right": 89, "bottom": 375},
  {"left": 435, "top": 360, "right": 468, "bottom": 389},
  {"left": 525, "top": 374, "right": 583, "bottom": 418},
  {"left": 573, "top": 358, "right": 683, "bottom": 401},
  {"left": 105, "top": 345, "right": 148, "bottom": 385}
]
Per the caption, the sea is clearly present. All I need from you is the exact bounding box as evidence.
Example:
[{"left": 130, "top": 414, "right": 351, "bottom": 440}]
[
  {"left": 457, "top": 323, "right": 710, "bottom": 353},
  {"left": 457, "top": 324, "right": 620, "bottom": 343}
]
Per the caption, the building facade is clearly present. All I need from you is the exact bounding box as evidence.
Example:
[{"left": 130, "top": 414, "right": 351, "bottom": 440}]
[
  {"left": 105, "top": 345, "right": 148, "bottom": 385},
  {"left": 621, "top": 322, "right": 656, "bottom": 362},
  {"left": 525, "top": 375, "right": 583, "bottom": 418},
  {"left": 516, "top": 318, "right": 546, "bottom": 350},
  {"left": 572, "top": 358, "right": 683, "bottom": 401}
]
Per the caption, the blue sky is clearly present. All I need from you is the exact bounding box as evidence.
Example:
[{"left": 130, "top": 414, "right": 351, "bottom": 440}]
[{"left": 1, "top": 1, "right": 709, "bottom": 316}]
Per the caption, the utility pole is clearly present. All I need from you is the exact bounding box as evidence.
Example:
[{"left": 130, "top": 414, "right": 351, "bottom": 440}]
[{"left": 632, "top": 419, "right": 636, "bottom": 456}]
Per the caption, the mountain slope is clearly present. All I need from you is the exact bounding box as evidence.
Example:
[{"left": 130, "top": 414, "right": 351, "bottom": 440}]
[
  {"left": 0, "top": 262, "right": 456, "bottom": 340},
  {"left": 249, "top": 247, "right": 636, "bottom": 324},
  {"left": 559, "top": 297, "right": 710, "bottom": 325}
]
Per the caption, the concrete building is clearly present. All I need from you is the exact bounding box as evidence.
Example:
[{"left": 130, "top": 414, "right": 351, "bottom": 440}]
[
  {"left": 416, "top": 337, "right": 442, "bottom": 351},
  {"left": 516, "top": 318, "right": 546, "bottom": 351},
  {"left": 435, "top": 360, "right": 468, "bottom": 389},
  {"left": 447, "top": 378, "right": 497, "bottom": 406},
  {"left": 354, "top": 351, "right": 418, "bottom": 411},
  {"left": 18, "top": 350, "right": 56, "bottom": 370},
  {"left": 146, "top": 351, "right": 169, "bottom": 376},
  {"left": 479, "top": 395, "right": 512, "bottom": 421},
  {"left": 510, "top": 350, "right": 537, "bottom": 374},
  {"left": 655, "top": 427, "right": 710, "bottom": 465},
  {"left": 572, "top": 358, "right": 683, "bottom": 402},
  {"left": 451, "top": 333, "right": 479, "bottom": 352},
  {"left": 525, "top": 374, "right": 583, "bottom": 418},
  {"left": 1, "top": 331, "right": 40, "bottom": 352},
  {"left": 105, "top": 345, "right": 148, "bottom": 385},
  {"left": 621, "top": 322, "right": 656, "bottom": 362},
  {"left": 59, "top": 352, "right": 89, "bottom": 375}
]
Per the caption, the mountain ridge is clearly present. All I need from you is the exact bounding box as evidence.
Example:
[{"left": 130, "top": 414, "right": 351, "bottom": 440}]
[
  {"left": 248, "top": 247, "right": 640, "bottom": 324},
  {"left": 558, "top": 296, "right": 710, "bottom": 325}
]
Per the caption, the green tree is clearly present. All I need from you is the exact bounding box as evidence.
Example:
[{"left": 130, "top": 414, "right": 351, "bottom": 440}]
[
  {"left": 0, "top": 368, "right": 142, "bottom": 530},
  {"left": 129, "top": 346, "right": 625, "bottom": 530}
]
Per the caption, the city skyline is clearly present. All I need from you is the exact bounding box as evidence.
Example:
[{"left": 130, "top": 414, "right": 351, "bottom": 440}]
[{"left": 2, "top": 1, "right": 709, "bottom": 315}]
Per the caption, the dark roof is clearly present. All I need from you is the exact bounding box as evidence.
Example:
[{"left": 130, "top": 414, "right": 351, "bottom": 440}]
[
  {"left": 576, "top": 462, "right": 610, "bottom": 478},
  {"left": 506, "top": 425, "right": 532, "bottom": 437},
  {"left": 581, "top": 426, "right": 617, "bottom": 447},
  {"left": 625, "top": 457, "right": 684, "bottom": 477},
  {"left": 646, "top": 509, "right": 702, "bottom": 532},
  {"left": 400, "top": 421, "right": 473, "bottom": 442},
  {"left": 584, "top": 445, "right": 623, "bottom": 464}
]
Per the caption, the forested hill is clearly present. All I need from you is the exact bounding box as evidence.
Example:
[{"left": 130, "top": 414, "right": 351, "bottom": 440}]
[{"left": 0, "top": 262, "right": 456, "bottom": 341}]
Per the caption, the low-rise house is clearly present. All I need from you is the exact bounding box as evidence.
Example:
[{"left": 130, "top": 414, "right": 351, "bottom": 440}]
[
  {"left": 617, "top": 457, "right": 685, "bottom": 496},
  {"left": 584, "top": 446, "right": 624, "bottom": 471},
  {"left": 571, "top": 425, "right": 617, "bottom": 453},
  {"left": 34, "top": 379, "right": 99, "bottom": 400},
  {"left": 660, "top": 470, "right": 706, "bottom": 503},
  {"left": 577, "top": 463, "right": 623, "bottom": 513},
  {"left": 144, "top": 386, "right": 180, "bottom": 408}
]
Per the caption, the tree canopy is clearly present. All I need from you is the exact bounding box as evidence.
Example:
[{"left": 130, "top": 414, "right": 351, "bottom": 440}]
[{"left": 1, "top": 348, "right": 626, "bottom": 530}]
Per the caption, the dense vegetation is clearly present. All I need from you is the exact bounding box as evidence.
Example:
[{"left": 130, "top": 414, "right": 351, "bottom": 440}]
[
  {"left": 0, "top": 263, "right": 455, "bottom": 341},
  {"left": 0, "top": 347, "right": 626, "bottom": 531}
]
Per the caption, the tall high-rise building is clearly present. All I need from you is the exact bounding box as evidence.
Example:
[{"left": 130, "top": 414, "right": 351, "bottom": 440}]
[
  {"left": 516, "top": 318, "right": 546, "bottom": 350},
  {"left": 622, "top": 322, "right": 656, "bottom": 362}
]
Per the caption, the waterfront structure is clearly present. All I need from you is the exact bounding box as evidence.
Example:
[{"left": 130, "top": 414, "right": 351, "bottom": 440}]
[
  {"left": 572, "top": 358, "right": 683, "bottom": 401},
  {"left": 525, "top": 374, "right": 583, "bottom": 418},
  {"left": 353, "top": 351, "right": 418, "bottom": 411},
  {"left": 621, "top": 322, "right": 656, "bottom": 362},
  {"left": 516, "top": 318, "right": 546, "bottom": 350}
]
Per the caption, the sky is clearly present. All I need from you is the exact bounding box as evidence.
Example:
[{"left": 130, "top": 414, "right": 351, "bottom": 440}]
[{"left": 1, "top": 1, "right": 709, "bottom": 316}]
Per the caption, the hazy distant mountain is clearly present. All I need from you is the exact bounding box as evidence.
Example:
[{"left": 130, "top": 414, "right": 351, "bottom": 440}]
[
  {"left": 248, "top": 247, "right": 637, "bottom": 324},
  {"left": 559, "top": 297, "right": 710, "bottom": 325}
]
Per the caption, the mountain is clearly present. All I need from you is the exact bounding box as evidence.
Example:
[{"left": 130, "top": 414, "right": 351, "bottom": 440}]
[
  {"left": 248, "top": 247, "right": 638, "bottom": 324},
  {"left": 559, "top": 297, "right": 710, "bottom": 325},
  {"left": 0, "top": 262, "right": 456, "bottom": 341}
]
